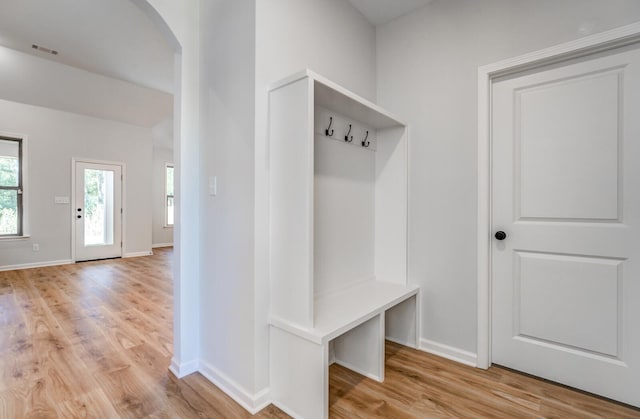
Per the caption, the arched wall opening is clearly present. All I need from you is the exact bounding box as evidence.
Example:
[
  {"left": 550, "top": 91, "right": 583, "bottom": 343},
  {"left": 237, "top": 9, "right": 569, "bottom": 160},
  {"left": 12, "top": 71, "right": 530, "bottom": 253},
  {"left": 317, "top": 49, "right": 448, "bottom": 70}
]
[{"left": 130, "top": 0, "right": 200, "bottom": 377}]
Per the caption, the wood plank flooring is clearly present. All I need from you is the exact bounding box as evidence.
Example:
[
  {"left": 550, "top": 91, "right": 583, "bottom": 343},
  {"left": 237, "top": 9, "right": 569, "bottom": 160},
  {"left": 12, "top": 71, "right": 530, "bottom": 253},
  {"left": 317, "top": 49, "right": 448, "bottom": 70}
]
[
  {"left": 0, "top": 249, "right": 285, "bottom": 419},
  {"left": 0, "top": 248, "right": 638, "bottom": 418},
  {"left": 331, "top": 342, "right": 640, "bottom": 418}
]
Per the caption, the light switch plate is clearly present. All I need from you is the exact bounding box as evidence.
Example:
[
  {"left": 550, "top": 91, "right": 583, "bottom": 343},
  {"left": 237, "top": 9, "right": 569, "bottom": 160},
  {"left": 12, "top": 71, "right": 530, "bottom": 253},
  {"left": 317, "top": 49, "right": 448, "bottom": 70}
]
[{"left": 209, "top": 176, "right": 217, "bottom": 196}]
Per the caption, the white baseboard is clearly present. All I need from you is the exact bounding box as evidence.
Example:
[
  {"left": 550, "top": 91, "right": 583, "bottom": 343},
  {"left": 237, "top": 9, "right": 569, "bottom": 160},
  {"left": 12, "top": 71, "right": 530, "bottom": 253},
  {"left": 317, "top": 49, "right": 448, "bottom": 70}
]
[
  {"left": 123, "top": 251, "right": 154, "bottom": 258},
  {"left": 271, "top": 400, "right": 301, "bottom": 419},
  {"left": 419, "top": 338, "right": 478, "bottom": 367},
  {"left": 252, "top": 387, "right": 271, "bottom": 413},
  {"left": 199, "top": 360, "right": 270, "bottom": 414},
  {"left": 152, "top": 243, "right": 173, "bottom": 248},
  {"left": 169, "top": 358, "right": 199, "bottom": 378},
  {"left": 0, "top": 259, "right": 74, "bottom": 272}
]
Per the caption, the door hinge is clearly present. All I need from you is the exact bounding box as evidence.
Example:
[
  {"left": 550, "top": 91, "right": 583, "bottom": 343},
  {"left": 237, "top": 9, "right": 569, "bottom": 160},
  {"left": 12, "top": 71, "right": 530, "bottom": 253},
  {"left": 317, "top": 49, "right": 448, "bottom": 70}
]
[
  {"left": 120, "top": 241, "right": 123, "bottom": 248},
  {"left": 120, "top": 208, "right": 123, "bottom": 214}
]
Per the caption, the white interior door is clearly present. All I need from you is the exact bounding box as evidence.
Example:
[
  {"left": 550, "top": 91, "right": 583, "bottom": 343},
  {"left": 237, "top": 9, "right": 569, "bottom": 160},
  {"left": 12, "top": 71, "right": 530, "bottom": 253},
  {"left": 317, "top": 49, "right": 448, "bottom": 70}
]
[
  {"left": 74, "top": 161, "right": 122, "bottom": 261},
  {"left": 491, "top": 45, "right": 640, "bottom": 407}
]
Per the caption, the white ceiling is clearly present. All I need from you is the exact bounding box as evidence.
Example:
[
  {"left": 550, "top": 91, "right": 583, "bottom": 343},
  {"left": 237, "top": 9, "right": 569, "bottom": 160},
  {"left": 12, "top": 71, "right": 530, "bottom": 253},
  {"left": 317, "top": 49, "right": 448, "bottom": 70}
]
[
  {"left": 0, "top": 0, "right": 434, "bottom": 99},
  {"left": 347, "top": 0, "right": 434, "bottom": 25},
  {"left": 0, "top": 0, "right": 174, "bottom": 94}
]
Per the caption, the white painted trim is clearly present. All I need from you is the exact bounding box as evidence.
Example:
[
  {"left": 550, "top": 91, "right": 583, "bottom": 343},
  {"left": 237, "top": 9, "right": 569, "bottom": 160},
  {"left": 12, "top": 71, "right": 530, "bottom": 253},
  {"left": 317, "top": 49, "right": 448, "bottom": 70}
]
[
  {"left": 71, "top": 159, "right": 77, "bottom": 262},
  {"left": 123, "top": 251, "right": 153, "bottom": 258},
  {"left": 152, "top": 242, "right": 173, "bottom": 248},
  {"left": 480, "top": 22, "right": 640, "bottom": 77},
  {"left": 0, "top": 235, "right": 31, "bottom": 241},
  {"left": 199, "top": 361, "right": 271, "bottom": 414},
  {"left": 477, "top": 21, "right": 640, "bottom": 370},
  {"left": 252, "top": 388, "right": 272, "bottom": 414},
  {"left": 20, "top": 135, "right": 29, "bottom": 236},
  {"left": 419, "top": 338, "right": 477, "bottom": 368},
  {"left": 269, "top": 315, "right": 322, "bottom": 344},
  {"left": 169, "top": 357, "right": 199, "bottom": 378},
  {"left": 0, "top": 259, "right": 74, "bottom": 272},
  {"left": 406, "top": 130, "right": 418, "bottom": 348},
  {"left": 0, "top": 131, "right": 29, "bottom": 236},
  {"left": 164, "top": 162, "right": 174, "bottom": 227},
  {"left": 121, "top": 163, "right": 127, "bottom": 257},
  {"left": 268, "top": 69, "right": 309, "bottom": 91},
  {"left": 270, "top": 401, "right": 300, "bottom": 419}
]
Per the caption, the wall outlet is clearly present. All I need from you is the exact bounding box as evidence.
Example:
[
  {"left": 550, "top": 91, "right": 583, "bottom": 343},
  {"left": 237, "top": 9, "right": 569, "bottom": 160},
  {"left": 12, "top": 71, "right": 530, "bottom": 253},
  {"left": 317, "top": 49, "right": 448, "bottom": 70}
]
[{"left": 32, "top": 243, "right": 40, "bottom": 252}]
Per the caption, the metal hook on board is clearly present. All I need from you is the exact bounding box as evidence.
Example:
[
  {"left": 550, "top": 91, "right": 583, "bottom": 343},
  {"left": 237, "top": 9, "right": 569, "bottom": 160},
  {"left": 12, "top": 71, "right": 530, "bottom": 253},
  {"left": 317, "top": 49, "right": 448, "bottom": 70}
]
[
  {"left": 345, "top": 124, "right": 353, "bottom": 142},
  {"left": 362, "top": 130, "right": 370, "bottom": 148},
  {"left": 325, "top": 116, "right": 334, "bottom": 136}
]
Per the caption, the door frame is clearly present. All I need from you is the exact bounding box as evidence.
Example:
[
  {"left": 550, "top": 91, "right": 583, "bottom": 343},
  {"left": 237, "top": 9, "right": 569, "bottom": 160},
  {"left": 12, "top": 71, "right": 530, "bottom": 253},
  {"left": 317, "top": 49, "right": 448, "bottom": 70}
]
[
  {"left": 476, "top": 22, "right": 640, "bottom": 369},
  {"left": 71, "top": 158, "right": 126, "bottom": 262}
]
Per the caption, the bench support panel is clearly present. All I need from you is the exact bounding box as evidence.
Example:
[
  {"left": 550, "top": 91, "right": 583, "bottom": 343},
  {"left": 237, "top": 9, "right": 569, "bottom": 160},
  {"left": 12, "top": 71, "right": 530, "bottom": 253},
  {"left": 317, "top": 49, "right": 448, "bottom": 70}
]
[
  {"left": 270, "top": 326, "right": 328, "bottom": 419},
  {"left": 385, "top": 294, "right": 418, "bottom": 348},
  {"left": 333, "top": 314, "right": 385, "bottom": 382}
]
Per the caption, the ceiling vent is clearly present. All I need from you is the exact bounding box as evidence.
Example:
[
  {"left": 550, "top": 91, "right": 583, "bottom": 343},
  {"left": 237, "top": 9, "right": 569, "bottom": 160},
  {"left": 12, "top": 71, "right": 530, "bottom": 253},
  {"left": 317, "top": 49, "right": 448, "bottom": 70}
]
[{"left": 31, "top": 44, "right": 58, "bottom": 55}]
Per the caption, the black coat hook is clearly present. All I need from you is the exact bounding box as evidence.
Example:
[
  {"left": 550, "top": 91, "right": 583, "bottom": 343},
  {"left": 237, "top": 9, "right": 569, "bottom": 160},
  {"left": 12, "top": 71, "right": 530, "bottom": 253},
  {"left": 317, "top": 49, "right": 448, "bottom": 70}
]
[
  {"left": 325, "top": 116, "right": 334, "bottom": 136},
  {"left": 344, "top": 124, "right": 353, "bottom": 142},
  {"left": 362, "top": 130, "right": 370, "bottom": 148}
]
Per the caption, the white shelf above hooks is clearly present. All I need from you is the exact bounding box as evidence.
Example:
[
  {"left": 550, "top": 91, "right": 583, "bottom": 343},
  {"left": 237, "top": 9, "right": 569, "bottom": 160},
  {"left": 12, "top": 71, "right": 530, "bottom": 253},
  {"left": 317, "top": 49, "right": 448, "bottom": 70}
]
[{"left": 269, "top": 69, "right": 407, "bottom": 129}]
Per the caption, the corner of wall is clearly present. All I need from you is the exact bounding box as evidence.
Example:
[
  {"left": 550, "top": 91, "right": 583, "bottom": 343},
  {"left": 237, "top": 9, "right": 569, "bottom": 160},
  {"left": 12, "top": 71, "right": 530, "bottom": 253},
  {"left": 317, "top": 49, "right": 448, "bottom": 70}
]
[
  {"left": 169, "top": 357, "right": 200, "bottom": 378},
  {"left": 198, "top": 360, "right": 271, "bottom": 414}
]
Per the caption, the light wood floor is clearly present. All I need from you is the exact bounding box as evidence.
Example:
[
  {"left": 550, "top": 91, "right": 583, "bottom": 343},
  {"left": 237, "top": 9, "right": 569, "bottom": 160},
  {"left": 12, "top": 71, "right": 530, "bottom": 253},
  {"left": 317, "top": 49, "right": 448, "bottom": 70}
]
[{"left": 0, "top": 249, "right": 637, "bottom": 418}]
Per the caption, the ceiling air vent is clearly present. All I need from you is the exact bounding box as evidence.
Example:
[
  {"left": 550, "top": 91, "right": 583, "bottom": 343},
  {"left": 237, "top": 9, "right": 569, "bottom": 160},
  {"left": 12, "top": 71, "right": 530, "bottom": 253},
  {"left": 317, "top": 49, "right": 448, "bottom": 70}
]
[{"left": 31, "top": 44, "right": 59, "bottom": 55}]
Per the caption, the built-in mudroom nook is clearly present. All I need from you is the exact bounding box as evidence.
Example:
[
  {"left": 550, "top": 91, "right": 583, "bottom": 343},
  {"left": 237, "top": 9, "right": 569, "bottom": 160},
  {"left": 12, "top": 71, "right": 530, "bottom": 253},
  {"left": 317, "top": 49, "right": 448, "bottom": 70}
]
[{"left": 268, "top": 70, "right": 418, "bottom": 419}]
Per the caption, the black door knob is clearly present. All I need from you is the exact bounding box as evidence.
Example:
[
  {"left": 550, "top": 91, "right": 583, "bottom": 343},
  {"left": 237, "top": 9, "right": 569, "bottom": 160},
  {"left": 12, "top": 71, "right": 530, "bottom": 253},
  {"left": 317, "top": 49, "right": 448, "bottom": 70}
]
[
  {"left": 495, "top": 231, "right": 507, "bottom": 240},
  {"left": 77, "top": 215, "right": 82, "bottom": 219}
]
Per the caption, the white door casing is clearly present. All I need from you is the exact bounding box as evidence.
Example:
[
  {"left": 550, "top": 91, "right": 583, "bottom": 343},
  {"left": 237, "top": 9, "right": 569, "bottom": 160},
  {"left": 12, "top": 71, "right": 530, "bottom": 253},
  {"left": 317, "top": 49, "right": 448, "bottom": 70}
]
[
  {"left": 74, "top": 161, "right": 123, "bottom": 261},
  {"left": 480, "top": 30, "right": 640, "bottom": 406},
  {"left": 477, "top": 23, "right": 640, "bottom": 362}
]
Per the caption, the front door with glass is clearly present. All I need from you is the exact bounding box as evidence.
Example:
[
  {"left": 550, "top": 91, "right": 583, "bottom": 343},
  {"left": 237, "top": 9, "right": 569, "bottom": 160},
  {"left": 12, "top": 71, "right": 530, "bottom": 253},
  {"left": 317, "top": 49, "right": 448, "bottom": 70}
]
[{"left": 74, "top": 161, "right": 122, "bottom": 261}]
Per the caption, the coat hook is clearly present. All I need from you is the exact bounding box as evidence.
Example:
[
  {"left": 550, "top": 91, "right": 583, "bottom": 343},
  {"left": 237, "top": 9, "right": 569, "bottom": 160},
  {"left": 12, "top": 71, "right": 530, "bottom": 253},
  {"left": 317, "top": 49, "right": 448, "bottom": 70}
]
[
  {"left": 344, "top": 124, "right": 353, "bottom": 142},
  {"left": 325, "top": 116, "right": 334, "bottom": 136},
  {"left": 362, "top": 130, "right": 370, "bottom": 148}
]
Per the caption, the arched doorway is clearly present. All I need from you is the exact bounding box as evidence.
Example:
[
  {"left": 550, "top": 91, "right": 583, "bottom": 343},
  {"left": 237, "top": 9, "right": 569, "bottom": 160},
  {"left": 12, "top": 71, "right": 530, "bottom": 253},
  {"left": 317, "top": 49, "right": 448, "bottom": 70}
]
[{"left": 130, "top": 0, "right": 200, "bottom": 378}]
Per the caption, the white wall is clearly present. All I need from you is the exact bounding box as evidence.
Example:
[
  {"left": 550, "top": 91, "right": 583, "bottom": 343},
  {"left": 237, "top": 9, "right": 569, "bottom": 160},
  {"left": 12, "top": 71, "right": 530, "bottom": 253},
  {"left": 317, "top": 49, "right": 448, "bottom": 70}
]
[
  {"left": 0, "top": 99, "right": 152, "bottom": 267},
  {"left": 254, "top": 0, "right": 377, "bottom": 396},
  {"left": 152, "top": 145, "right": 173, "bottom": 247},
  {"left": 123, "top": 0, "right": 640, "bottom": 411},
  {"left": 188, "top": 0, "right": 379, "bottom": 406},
  {"left": 376, "top": 0, "right": 640, "bottom": 357},
  {"left": 0, "top": 46, "right": 172, "bottom": 127},
  {"left": 152, "top": 117, "right": 174, "bottom": 247},
  {"left": 198, "top": 0, "right": 258, "bottom": 402},
  {"left": 141, "top": 0, "right": 201, "bottom": 374}
]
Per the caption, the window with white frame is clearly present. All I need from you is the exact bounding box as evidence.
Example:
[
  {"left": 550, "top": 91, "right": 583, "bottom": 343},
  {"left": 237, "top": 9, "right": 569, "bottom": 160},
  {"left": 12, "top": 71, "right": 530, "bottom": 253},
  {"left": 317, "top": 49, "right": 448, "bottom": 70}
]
[
  {"left": 0, "top": 136, "right": 23, "bottom": 236},
  {"left": 165, "top": 163, "right": 174, "bottom": 226}
]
